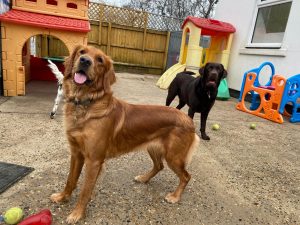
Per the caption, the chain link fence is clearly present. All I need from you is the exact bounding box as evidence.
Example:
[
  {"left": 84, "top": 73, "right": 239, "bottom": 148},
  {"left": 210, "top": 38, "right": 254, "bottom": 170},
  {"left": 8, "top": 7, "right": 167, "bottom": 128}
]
[{"left": 88, "top": 2, "right": 183, "bottom": 31}]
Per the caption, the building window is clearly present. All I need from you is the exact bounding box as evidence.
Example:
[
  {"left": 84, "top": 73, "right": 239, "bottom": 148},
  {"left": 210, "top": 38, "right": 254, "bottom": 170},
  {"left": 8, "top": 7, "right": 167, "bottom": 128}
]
[
  {"left": 248, "top": 0, "right": 292, "bottom": 48},
  {"left": 26, "top": 0, "right": 37, "bottom": 2},
  {"left": 67, "top": 3, "right": 77, "bottom": 9},
  {"left": 47, "top": 0, "right": 58, "bottom": 6}
]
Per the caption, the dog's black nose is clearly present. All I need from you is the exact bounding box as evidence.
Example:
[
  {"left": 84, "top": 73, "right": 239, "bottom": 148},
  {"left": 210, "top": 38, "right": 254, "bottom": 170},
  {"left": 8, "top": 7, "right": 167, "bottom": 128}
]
[
  {"left": 210, "top": 71, "right": 218, "bottom": 76},
  {"left": 80, "top": 57, "right": 92, "bottom": 67}
]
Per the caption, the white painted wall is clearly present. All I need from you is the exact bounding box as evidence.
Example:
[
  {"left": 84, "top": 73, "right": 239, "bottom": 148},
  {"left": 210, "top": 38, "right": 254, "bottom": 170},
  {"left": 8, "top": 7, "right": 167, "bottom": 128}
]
[{"left": 214, "top": 0, "right": 300, "bottom": 91}]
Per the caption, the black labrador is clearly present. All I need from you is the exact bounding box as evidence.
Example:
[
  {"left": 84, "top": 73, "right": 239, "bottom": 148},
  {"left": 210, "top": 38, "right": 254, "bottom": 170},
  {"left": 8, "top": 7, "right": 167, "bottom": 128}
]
[{"left": 166, "top": 63, "right": 227, "bottom": 140}]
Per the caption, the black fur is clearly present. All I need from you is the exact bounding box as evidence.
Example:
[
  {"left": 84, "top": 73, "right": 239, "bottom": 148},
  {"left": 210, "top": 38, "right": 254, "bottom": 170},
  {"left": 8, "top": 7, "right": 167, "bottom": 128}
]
[{"left": 166, "top": 63, "right": 227, "bottom": 140}]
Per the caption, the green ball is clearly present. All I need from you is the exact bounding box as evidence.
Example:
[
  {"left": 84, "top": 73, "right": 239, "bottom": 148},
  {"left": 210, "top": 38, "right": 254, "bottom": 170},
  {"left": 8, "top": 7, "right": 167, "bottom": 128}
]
[
  {"left": 250, "top": 123, "right": 256, "bottom": 129},
  {"left": 4, "top": 207, "right": 23, "bottom": 225},
  {"left": 212, "top": 123, "right": 220, "bottom": 130}
]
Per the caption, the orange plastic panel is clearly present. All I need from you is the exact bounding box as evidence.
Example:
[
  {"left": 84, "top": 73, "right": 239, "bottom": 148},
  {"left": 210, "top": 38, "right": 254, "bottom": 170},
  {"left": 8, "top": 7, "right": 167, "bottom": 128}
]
[{"left": 236, "top": 72, "right": 286, "bottom": 124}]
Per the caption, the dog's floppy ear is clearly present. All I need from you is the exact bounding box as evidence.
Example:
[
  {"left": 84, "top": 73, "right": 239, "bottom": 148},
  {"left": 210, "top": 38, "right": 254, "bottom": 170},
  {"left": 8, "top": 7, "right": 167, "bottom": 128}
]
[
  {"left": 199, "top": 63, "right": 210, "bottom": 77},
  {"left": 64, "top": 45, "right": 84, "bottom": 78},
  {"left": 198, "top": 64, "right": 208, "bottom": 88},
  {"left": 221, "top": 64, "right": 228, "bottom": 79},
  {"left": 103, "top": 59, "right": 116, "bottom": 94},
  {"left": 199, "top": 66, "right": 205, "bottom": 77}
]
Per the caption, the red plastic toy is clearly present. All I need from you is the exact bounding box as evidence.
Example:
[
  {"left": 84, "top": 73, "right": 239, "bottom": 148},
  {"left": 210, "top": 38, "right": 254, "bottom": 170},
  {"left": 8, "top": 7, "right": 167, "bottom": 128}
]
[{"left": 18, "top": 209, "right": 52, "bottom": 225}]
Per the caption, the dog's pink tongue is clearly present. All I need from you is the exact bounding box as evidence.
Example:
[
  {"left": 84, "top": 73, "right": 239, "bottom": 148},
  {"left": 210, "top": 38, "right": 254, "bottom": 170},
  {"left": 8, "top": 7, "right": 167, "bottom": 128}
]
[{"left": 74, "top": 72, "right": 87, "bottom": 84}]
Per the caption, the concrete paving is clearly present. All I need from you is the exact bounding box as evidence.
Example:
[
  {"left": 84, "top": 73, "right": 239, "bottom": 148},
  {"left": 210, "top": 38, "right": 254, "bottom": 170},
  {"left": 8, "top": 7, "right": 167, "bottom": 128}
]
[{"left": 0, "top": 73, "right": 299, "bottom": 225}]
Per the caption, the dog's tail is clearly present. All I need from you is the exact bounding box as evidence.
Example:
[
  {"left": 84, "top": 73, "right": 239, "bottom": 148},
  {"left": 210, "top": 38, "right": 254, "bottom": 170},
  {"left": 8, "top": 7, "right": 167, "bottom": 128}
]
[
  {"left": 184, "top": 71, "right": 196, "bottom": 75},
  {"left": 185, "top": 134, "right": 200, "bottom": 165},
  {"left": 47, "top": 60, "right": 64, "bottom": 83}
]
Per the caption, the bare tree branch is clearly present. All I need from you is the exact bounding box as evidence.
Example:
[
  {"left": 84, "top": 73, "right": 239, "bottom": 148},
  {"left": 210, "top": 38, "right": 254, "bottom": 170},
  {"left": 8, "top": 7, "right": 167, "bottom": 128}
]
[{"left": 123, "top": 0, "right": 219, "bottom": 19}]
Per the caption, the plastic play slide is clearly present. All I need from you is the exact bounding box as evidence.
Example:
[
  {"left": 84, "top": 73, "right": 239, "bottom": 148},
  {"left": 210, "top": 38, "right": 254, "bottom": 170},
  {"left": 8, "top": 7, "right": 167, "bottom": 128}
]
[{"left": 156, "top": 63, "right": 186, "bottom": 89}]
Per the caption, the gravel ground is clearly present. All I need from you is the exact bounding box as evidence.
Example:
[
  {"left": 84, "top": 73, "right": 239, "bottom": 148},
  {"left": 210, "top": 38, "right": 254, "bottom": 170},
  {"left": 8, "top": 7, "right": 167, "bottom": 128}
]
[{"left": 0, "top": 73, "right": 299, "bottom": 225}]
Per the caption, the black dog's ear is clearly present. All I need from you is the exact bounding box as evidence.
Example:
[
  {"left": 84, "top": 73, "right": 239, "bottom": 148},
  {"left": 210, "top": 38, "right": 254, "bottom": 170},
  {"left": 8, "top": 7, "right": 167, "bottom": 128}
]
[
  {"left": 199, "top": 63, "right": 210, "bottom": 76},
  {"left": 221, "top": 64, "right": 228, "bottom": 79},
  {"left": 199, "top": 66, "right": 205, "bottom": 76},
  {"left": 198, "top": 64, "right": 208, "bottom": 88}
]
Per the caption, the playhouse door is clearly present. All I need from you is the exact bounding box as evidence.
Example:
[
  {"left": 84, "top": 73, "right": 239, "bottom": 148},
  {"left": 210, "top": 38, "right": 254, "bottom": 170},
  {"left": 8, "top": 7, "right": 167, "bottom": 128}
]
[{"left": 17, "top": 66, "right": 25, "bottom": 95}]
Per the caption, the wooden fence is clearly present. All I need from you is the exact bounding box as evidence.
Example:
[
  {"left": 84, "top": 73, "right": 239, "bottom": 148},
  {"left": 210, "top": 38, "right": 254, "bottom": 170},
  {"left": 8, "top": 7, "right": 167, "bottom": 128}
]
[
  {"left": 88, "top": 22, "right": 170, "bottom": 74},
  {"left": 87, "top": 3, "right": 176, "bottom": 75},
  {"left": 33, "top": 3, "right": 183, "bottom": 75}
]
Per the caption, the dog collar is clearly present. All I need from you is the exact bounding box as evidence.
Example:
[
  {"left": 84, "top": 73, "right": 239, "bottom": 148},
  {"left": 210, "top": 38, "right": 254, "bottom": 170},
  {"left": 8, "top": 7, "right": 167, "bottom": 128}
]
[{"left": 68, "top": 98, "right": 93, "bottom": 106}]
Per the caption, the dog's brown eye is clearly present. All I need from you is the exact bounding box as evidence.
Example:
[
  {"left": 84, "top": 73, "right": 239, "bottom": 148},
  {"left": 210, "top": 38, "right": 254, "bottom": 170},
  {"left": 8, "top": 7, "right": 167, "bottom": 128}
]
[
  {"left": 97, "top": 57, "right": 103, "bottom": 63},
  {"left": 79, "top": 49, "right": 86, "bottom": 55}
]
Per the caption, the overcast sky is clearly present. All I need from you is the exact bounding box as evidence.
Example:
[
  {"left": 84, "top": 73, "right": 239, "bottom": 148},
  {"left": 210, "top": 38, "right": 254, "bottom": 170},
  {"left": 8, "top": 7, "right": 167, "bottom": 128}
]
[{"left": 91, "top": 0, "right": 130, "bottom": 7}]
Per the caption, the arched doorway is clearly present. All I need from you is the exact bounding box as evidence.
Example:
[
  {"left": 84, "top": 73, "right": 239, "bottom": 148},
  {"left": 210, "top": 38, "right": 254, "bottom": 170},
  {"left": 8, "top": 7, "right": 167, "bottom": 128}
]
[{"left": 21, "top": 34, "right": 69, "bottom": 94}]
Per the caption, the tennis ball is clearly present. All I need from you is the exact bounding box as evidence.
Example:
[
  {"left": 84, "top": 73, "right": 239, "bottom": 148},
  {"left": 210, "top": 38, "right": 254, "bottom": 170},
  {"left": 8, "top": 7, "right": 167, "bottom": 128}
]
[
  {"left": 250, "top": 123, "right": 256, "bottom": 129},
  {"left": 212, "top": 123, "right": 220, "bottom": 130},
  {"left": 3, "top": 207, "right": 23, "bottom": 225}
]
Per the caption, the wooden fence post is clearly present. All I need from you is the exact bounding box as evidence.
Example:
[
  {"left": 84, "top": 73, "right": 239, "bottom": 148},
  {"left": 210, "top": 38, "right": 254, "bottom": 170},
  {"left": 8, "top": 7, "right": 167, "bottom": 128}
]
[
  {"left": 163, "top": 31, "right": 170, "bottom": 71},
  {"left": 142, "top": 12, "right": 148, "bottom": 51},
  {"left": 107, "top": 22, "right": 112, "bottom": 55}
]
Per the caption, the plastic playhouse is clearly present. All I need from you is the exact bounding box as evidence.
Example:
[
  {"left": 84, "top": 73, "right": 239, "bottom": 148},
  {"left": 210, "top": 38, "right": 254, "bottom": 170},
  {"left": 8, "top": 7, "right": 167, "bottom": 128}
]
[
  {"left": 236, "top": 62, "right": 300, "bottom": 123},
  {"left": 156, "top": 16, "right": 236, "bottom": 99},
  {"left": 279, "top": 74, "right": 300, "bottom": 123},
  {"left": 0, "top": 0, "right": 90, "bottom": 96}
]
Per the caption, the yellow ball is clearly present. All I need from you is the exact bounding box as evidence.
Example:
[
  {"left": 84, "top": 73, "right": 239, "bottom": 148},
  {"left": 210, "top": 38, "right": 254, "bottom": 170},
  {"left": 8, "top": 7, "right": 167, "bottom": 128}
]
[
  {"left": 4, "top": 207, "right": 23, "bottom": 225},
  {"left": 250, "top": 123, "right": 256, "bottom": 129},
  {"left": 212, "top": 123, "right": 220, "bottom": 130}
]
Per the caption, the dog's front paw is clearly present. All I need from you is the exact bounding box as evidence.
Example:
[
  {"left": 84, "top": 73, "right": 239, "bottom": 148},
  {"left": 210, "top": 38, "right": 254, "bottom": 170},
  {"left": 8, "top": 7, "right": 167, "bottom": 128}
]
[
  {"left": 50, "top": 112, "right": 55, "bottom": 119},
  {"left": 134, "top": 175, "right": 149, "bottom": 183},
  {"left": 66, "top": 209, "right": 85, "bottom": 224},
  {"left": 50, "top": 192, "right": 70, "bottom": 203},
  {"left": 165, "top": 192, "right": 180, "bottom": 203},
  {"left": 201, "top": 133, "right": 210, "bottom": 141}
]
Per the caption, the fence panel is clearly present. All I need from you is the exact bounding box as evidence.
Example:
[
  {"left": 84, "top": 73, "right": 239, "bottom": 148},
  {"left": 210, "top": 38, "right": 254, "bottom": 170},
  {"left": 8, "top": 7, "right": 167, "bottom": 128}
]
[{"left": 88, "top": 3, "right": 177, "bottom": 75}]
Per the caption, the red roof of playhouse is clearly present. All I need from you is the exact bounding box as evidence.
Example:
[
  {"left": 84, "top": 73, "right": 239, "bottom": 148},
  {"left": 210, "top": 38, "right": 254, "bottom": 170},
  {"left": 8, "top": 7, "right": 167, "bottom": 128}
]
[
  {"left": 0, "top": 10, "right": 90, "bottom": 32},
  {"left": 181, "top": 16, "right": 236, "bottom": 36}
]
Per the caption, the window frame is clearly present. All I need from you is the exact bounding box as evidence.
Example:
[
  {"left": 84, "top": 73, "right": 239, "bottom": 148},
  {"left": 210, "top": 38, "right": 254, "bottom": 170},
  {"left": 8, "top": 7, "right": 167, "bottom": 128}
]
[{"left": 246, "top": 0, "right": 292, "bottom": 49}]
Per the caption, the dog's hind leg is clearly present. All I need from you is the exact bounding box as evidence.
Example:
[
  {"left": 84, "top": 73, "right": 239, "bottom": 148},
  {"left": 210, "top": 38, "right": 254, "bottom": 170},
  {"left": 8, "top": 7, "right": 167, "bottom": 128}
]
[
  {"left": 165, "top": 158, "right": 191, "bottom": 203},
  {"left": 166, "top": 82, "right": 179, "bottom": 106},
  {"left": 176, "top": 100, "right": 186, "bottom": 109},
  {"left": 50, "top": 83, "right": 63, "bottom": 119},
  {"left": 164, "top": 131, "right": 198, "bottom": 203},
  {"left": 166, "top": 92, "right": 176, "bottom": 106},
  {"left": 188, "top": 108, "right": 195, "bottom": 119},
  {"left": 135, "top": 146, "right": 164, "bottom": 183}
]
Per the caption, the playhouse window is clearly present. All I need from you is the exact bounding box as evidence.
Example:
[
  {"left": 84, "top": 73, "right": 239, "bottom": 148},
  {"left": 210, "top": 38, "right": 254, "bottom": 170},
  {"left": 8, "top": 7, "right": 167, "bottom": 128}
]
[
  {"left": 248, "top": 0, "right": 292, "bottom": 48},
  {"left": 67, "top": 3, "right": 78, "bottom": 9},
  {"left": 47, "top": 0, "right": 58, "bottom": 6}
]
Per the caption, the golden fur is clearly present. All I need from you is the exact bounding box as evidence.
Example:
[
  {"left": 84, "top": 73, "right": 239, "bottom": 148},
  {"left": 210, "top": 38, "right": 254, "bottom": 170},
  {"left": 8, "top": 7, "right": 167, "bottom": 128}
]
[{"left": 50, "top": 45, "right": 199, "bottom": 224}]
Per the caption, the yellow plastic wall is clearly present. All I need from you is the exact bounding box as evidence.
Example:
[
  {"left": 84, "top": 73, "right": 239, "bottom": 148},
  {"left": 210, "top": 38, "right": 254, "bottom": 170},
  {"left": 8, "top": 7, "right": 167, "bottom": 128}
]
[
  {"left": 205, "top": 33, "right": 233, "bottom": 69},
  {"left": 180, "top": 22, "right": 203, "bottom": 72}
]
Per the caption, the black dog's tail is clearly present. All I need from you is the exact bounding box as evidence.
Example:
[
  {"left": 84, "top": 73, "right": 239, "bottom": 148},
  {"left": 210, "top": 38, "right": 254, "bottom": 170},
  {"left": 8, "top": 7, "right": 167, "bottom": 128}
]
[
  {"left": 183, "top": 68, "right": 196, "bottom": 76},
  {"left": 183, "top": 71, "right": 196, "bottom": 75}
]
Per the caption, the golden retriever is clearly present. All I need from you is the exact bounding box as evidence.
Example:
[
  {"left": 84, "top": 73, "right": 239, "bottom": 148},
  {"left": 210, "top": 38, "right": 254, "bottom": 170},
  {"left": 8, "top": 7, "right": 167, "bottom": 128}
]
[{"left": 50, "top": 45, "right": 199, "bottom": 224}]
